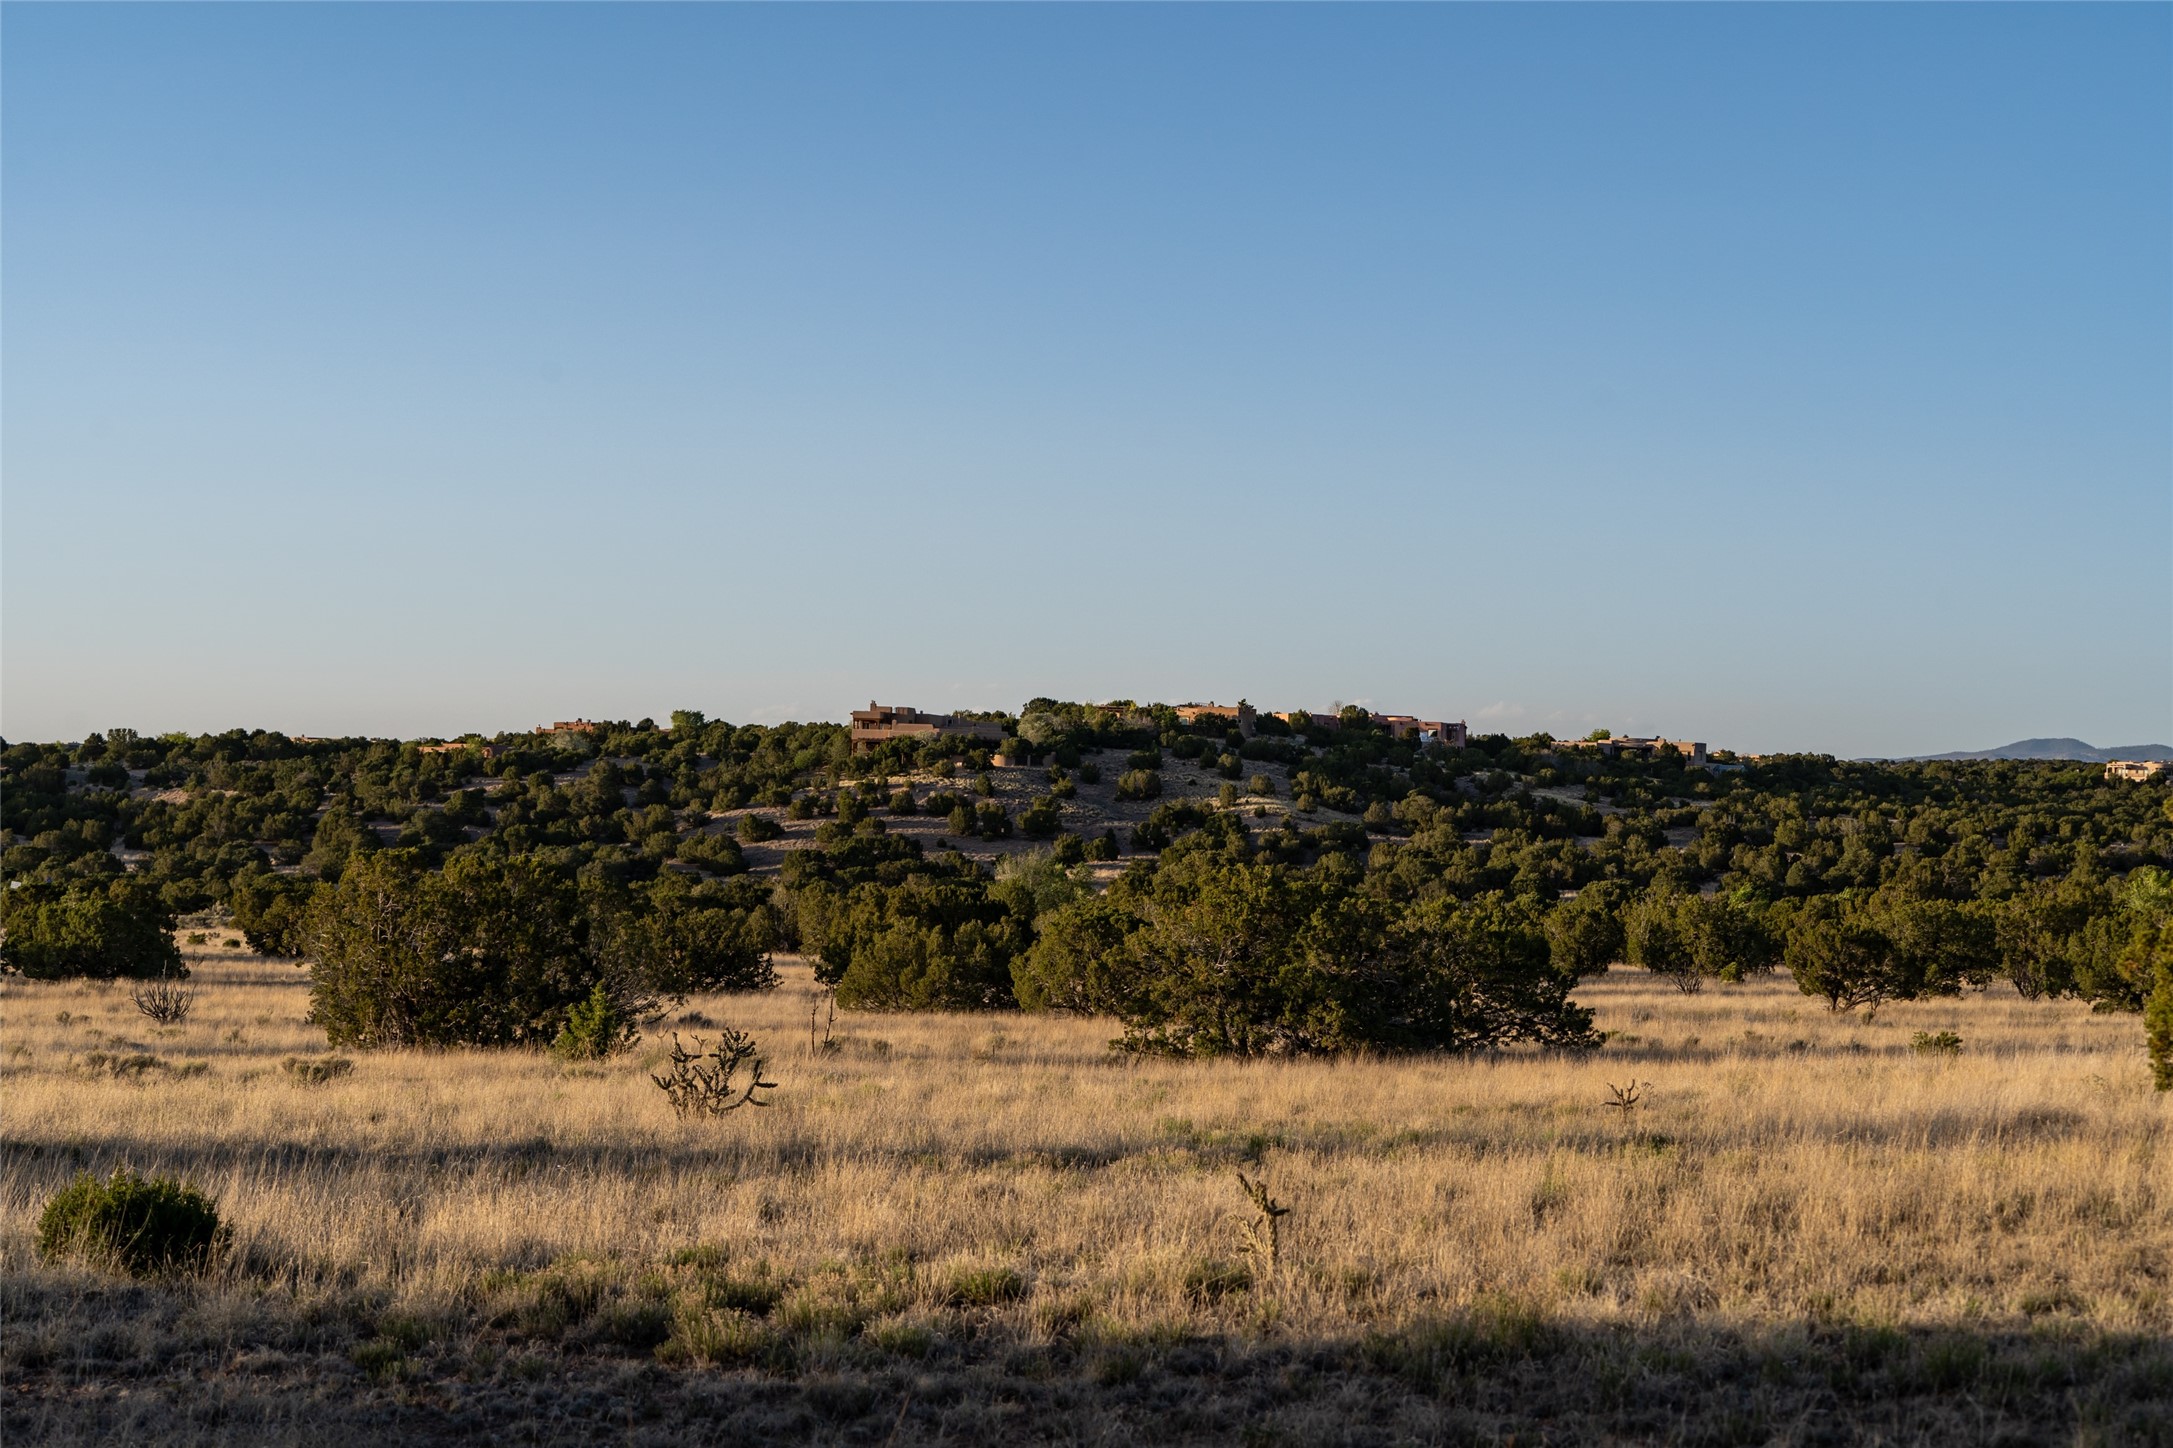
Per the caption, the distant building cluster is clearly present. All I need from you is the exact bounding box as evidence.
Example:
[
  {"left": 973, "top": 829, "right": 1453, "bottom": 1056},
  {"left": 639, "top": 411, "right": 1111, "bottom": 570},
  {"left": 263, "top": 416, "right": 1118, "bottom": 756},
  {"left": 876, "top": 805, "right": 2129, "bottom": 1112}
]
[
  {"left": 475, "top": 702, "right": 1749, "bottom": 770},
  {"left": 1269, "top": 709, "right": 1469, "bottom": 749},
  {"left": 418, "top": 739, "right": 505, "bottom": 759},
  {"left": 2106, "top": 759, "right": 2170, "bottom": 783},
  {"left": 1374, "top": 715, "right": 1470, "bottom": 749},
  {"left": 850, "top": 698, "right": 1474, "bottom": 757},
  {"left": 850, "top": 703, "right": 1006, "bottom": 757},
  {"left": 1555, "top": 735, "right": 1709, "bottom": 767}
]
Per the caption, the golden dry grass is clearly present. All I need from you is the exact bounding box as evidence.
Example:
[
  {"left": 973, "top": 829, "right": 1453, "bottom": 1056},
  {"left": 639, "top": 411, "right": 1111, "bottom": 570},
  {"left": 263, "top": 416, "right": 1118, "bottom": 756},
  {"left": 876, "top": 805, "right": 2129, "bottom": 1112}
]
[{"left": 3, "top": 943, "right": 2169, "bottom": 1445}]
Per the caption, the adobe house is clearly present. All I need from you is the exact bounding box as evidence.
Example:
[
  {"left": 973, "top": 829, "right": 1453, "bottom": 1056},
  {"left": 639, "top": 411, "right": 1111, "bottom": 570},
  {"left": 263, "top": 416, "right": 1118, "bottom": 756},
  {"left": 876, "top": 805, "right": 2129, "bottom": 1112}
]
[
  {"left": 2106, "top": 759, "right": 2171, "bottom": 783},
  {"left": 1173, "top": 702, "right": 1257, "bottom": 736},
  {"left": 1276, "top": 710, "right": 1465, "bottom": 747},
  {"left": 1276, "top": 711, "right": 1342, "bottom": 733},
  {"left": 849, "top": 703, "right": 1006, "bottom": 757},
  {"left": 1418, "top": 720, "right": 1469, "bottom": 749}
]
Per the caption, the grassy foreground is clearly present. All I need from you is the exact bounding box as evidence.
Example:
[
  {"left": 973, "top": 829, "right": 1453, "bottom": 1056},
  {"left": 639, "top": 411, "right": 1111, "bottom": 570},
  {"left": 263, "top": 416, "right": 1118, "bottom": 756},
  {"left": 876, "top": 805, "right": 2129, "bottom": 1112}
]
[{"left": 3, "top": 945, "right": 2168, "bottom": 1445}]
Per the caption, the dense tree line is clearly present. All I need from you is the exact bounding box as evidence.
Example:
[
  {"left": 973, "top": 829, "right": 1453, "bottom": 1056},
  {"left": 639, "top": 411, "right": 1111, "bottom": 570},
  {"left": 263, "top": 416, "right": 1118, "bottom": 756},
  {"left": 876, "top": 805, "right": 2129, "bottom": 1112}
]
[{"left": 5, "top": 707, "right": 2169, "bottom": 1080}]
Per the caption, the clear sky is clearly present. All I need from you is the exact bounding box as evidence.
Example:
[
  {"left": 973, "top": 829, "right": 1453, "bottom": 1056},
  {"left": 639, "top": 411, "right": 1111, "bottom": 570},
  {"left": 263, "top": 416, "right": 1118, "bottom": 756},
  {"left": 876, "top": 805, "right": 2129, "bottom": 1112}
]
[{"left": 4, "top": 4, "right": 2167, "bottom": 757}]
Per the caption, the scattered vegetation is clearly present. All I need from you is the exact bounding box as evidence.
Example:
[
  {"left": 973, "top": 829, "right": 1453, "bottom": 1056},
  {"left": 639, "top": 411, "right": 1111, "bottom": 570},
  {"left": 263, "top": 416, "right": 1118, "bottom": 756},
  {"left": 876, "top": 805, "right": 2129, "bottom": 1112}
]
[
  {"left": 3, "top": 956, "right": 2167, "bottom": 1444},
  {"left": 6, "top": 709, "right": 2171, "bottom": 1084}
]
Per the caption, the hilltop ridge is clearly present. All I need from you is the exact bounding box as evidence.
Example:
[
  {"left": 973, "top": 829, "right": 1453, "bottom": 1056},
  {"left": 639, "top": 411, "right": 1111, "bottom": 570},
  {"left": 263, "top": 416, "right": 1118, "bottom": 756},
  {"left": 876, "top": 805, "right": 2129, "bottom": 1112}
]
[{"left": 1908, "top": 738, "right": 2173, "bottom": 763}]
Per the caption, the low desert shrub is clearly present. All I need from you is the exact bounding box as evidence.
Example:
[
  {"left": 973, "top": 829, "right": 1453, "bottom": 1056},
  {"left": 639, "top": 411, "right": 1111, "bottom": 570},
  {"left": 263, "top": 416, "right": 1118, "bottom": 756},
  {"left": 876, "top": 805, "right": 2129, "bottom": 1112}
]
[
  {"left": 1019, "top": 797, "right": 1063, "bottom": 839},
  {"left": 36, "top": 1167, "right": 224, "bottom": 1277},
  {"left": 974, "top": 802, "right": 1012, "bottom": 839},
  {"left": 1911, "top": 1030, "right": 1963, "bottom": 1056},
  {"left": 941, "top": 1264, "right": 1029, "bottom": 1308},
  {"left": 736, "top": 814, "right": 784, "bottom": 844},
  {"left": 83, "top": 1051, "right": 168, "bottom": 1079},
  {"left": 1183, "top": 1258, "right": 1252, "bottom": 1303},
  {"left": 1115, "top": 769, "right": 1163, "bottom": 802},
  {"left": 282, "top": 1054, "right": 356, "bottom": 1085},
  {"left": 674, "top": 830, "right": 747, "bottom": 876},
  {"left": 554, "top": 983, "right": 638, "bottom": 1061}
]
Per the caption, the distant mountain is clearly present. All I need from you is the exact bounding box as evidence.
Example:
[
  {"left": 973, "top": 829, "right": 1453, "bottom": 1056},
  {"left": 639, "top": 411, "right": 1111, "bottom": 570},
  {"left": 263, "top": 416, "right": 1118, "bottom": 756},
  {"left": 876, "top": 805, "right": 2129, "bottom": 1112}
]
[{"left": 1909, "top": 738, "right": 2173, "bottom": 763}]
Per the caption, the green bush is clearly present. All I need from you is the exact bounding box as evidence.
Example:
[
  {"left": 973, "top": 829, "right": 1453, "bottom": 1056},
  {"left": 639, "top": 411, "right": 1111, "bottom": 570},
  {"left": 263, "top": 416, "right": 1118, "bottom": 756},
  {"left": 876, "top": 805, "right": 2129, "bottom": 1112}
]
[
  {"left": 37, "top": 1167, "right": 225, "bottom": 1277},
  {"left": 1116, "top": 769, "right": 1163, "bottom": 802},
  {"left": 1019, "top": 796, "right": 1063, "bottom": 839},
  {"left": 674, "top": 830, "right": 747, "bottom": 876},
  {"left": 553, "top": 982, "right": 639, "bottom": 1060},
  {"left": 736, "top": 814, "right": 784, "bottom": 843},
  {"left": 974, "top": 801, "right": 1012, "bottom": 839}
]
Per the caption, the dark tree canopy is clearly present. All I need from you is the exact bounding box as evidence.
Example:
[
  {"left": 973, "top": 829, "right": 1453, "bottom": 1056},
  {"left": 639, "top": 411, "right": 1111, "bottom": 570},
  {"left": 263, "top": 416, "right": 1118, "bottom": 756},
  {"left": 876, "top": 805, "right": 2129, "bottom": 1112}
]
[{"left": 0, "top": 878, "right": 182, "bottom": 981}]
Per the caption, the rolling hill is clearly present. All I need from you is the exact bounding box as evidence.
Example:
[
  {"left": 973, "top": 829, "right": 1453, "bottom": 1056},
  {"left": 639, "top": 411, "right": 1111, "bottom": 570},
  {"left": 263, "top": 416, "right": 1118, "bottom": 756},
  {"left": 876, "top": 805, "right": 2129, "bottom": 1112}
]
[{"left": 1910, "top": 737, "right": 2173, "bottom": 763}]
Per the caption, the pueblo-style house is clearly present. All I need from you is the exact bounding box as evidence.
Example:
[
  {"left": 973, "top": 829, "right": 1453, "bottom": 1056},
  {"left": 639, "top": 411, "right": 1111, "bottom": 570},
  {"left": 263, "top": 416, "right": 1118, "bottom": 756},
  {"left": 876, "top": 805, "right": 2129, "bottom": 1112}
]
[
  {"left": 1172, "top": 702, "right": 1257, "bottom": 735},
  {"left": 850, "top": 703, "right": 1005, "bottom": 757},
  {"left": 1271, "top": 710, "right": 1467, "bottom": 748}
]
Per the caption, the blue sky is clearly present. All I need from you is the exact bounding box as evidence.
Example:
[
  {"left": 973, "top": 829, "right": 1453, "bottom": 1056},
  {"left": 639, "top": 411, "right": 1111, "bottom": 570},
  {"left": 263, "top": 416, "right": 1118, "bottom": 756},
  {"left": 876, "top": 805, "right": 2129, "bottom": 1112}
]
[{"left": 4, "top": 5, "right": 2167, "bottom": 756}]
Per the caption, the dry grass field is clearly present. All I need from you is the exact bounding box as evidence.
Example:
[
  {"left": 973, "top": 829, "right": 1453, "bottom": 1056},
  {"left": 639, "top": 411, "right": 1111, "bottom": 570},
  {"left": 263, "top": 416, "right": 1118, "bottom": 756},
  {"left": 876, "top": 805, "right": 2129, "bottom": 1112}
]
[{"left": 3, "top": 939, "right": 2169, "bottom": 1445}]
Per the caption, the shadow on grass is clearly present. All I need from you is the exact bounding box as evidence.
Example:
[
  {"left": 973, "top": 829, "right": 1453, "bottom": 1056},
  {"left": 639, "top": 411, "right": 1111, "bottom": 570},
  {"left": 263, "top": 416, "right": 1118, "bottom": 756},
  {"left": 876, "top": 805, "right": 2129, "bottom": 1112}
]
[
  {"left": 5, "top": 1269, "right": 2168, "bottom": 1447},
  {"left": 4, "top": 1085, "right": 2105, "bottom": 1198}
]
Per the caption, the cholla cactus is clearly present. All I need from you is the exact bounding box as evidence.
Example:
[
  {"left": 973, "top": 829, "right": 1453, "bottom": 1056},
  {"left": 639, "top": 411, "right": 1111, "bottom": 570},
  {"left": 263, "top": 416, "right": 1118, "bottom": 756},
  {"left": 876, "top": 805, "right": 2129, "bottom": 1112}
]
[
  {"left": 650, "top": 1030, "right": 777, "bottom": 1119},
  {"left": 1235, "top": 1171, "right": 1291, "bottom": 1273},
  {"left": 131, "top": 978, "right": 196, "bottom": 1025}
]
